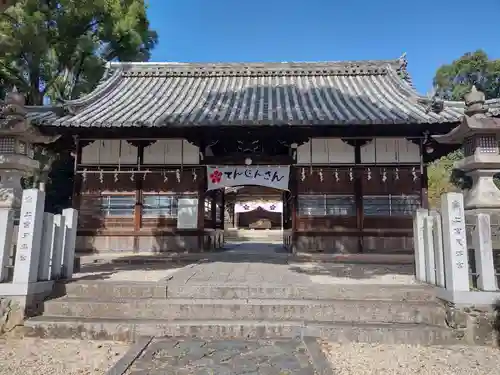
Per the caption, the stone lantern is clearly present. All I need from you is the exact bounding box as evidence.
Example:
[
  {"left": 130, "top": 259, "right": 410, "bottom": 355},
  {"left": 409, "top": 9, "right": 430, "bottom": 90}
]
[
  {"left": 0, "top": 88, "right": 58, "bottom": 210},
  {"left": 434, "top": 86, "right": 500, "bottom": 211}
]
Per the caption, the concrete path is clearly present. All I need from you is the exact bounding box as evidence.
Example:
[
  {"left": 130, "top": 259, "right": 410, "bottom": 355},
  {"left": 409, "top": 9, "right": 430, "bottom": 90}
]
[{"left": 110, "top": 337, "right": 332, "bottom": 375}]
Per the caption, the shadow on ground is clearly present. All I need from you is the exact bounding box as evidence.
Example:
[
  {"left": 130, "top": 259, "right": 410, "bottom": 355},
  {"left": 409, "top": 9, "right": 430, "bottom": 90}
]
[{"left": 69, "top": 241, "right": 415, "bottom": 284}]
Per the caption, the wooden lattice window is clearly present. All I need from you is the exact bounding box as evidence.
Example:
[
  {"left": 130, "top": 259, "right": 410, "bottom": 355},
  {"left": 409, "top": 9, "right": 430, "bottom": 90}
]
[
  {"left": 100, "top": 195, "right": 135, "bottom": 216},
  {"left": 298, "top": 194, "right": 356, "bottom": 216},
  {"left": 363, "top": 195, "right": 420, "bottom": 216},
  {"left": 143, "top": 194, "right": 179, "bottom": 218}
]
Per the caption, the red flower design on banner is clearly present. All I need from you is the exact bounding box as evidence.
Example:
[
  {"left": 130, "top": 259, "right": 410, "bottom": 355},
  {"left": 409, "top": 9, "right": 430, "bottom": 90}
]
[{"left": 210, "top": 170, "right": 222, "bottom": 184}]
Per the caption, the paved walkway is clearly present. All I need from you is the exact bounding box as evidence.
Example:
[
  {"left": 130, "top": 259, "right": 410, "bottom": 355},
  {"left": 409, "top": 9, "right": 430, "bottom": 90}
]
[
  {"left": 117, "top": 337, "right": 331, "bottom": 375},
  {"left": 74, "top": 242, "right": 416, "bottom": 285},
  {"left": 163, "top": 243, "right": 416, "bottom": 286}
]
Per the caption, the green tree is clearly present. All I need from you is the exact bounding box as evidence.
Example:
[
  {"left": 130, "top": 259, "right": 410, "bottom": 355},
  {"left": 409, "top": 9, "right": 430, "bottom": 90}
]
[
  {"left": 427, "top": 150, "right": 462, "bottom": 208},
  {"left": 0, "top": 0, "right": 157, "bottom": 104},
  {"left": 1, "top": 0, "right": 157, "bottom": 212},
  {"left": 428, "top": 50, "right": 500, "bottom": 206},
  {"left": 434, "top": 50, "right": 500, "bottom": 101}
]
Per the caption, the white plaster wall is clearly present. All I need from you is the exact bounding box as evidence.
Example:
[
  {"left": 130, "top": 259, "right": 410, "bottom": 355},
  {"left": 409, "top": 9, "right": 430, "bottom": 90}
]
[
  {"left": 297, "top": 138, "right": 355, "bottom": 164},
  {"left": 360, "top": 138, "right": 420, "bottom": 164},
  {"left": 396, "top": 138, "right": 421, "bottom": 163},
  {"left": 143, "top": 139, "right": 199, "bottom": 165},
  {"left": 81, "top": 140, "right": 138, "bottom": 164}
]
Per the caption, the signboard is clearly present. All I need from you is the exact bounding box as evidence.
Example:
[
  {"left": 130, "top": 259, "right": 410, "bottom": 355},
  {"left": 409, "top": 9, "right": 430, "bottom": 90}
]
[
  {"left": 207, "top": 166, "right": 290, "bottom": 191},
  {"left": 177, "top": 198, "right": 198, "bottom": 229}
]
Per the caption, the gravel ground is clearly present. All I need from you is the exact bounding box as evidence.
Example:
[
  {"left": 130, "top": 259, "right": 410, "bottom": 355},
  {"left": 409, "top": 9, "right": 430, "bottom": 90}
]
[
  {"left": 322, "top": 341, "right": 500, "bottom": 375},
  {"left": 0, "top": 338, "right": 129, "bottom": 375}
]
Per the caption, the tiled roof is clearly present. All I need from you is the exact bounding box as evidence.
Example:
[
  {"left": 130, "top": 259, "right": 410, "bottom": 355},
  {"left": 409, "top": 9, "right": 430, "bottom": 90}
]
[{"left": 25, "top": 59, "right": 500, "bottom": 128}]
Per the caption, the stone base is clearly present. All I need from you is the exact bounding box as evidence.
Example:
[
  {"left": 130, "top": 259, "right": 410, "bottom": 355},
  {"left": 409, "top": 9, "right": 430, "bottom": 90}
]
[
  {"left": 293, "top": 235, "right": 413, "bottom": 253},
  {"left": 0, "top": 281, "right": 54, "bottom": 335},
  {"left": 443, "top": 302, "right": 499, "bottom": 347},
  {"left": 76, "top": 230, "right": 225, "bottom": 254},
  {"left": 0, "top": 297, "right": 23, "bottom": 334}
]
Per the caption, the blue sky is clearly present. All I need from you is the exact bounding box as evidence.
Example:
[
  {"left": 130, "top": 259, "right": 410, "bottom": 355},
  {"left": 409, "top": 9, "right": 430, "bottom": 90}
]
[{"left": 147, "top": 0, "right": 500, "bottom": 95}]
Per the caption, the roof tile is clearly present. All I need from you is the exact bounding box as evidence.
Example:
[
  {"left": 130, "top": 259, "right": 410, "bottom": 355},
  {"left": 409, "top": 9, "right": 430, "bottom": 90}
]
[{"left": 24, "top": 60, "right": 499, "bottom": 128}]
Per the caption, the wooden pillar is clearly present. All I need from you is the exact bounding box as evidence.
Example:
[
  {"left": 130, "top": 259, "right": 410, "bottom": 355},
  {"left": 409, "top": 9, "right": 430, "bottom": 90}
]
[
  {"left": 420, "top": 140, "right": 429, "bottom": 209},
  {"left": 220, "top": 189, "right": 225, "bottom": 230},
  {"left": 134, "top": 143, "right": 144, "bottom": 231},
  {"left": 354, "top": 141, "right": 364, "bottom": 253},
  {"left": 421, "top": 165, "right": 429, "bottom": 209},
  {"left": 211, "top": 191, "right": 217, "bottom": 228},
  {"left": 291, "top": 166, "right": 298, "bottom": 253},
  {"left": 71, "top": 136, "right": 82, "bottom": 210},
  {"left": 197, "top": 167, "right": 206, "bottom": 250}
]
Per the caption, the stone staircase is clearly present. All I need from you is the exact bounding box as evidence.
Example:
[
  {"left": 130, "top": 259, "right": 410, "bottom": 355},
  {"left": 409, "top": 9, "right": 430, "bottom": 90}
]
[{"left": 24, "top": 280, "right": 459, "bottom": 345}]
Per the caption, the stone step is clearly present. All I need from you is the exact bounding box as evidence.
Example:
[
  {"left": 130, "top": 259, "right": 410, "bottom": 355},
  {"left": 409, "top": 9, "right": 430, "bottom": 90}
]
[
  {"left": 42, "top": 297, "right": 445, "bottom": 326},
  {"left": 76, "top": 252, "right": 415, "bottom": 266},
  {"left": 165, "top": 284, "right": 437, "bottom": 302},
  {"left": 59, "top": 281, "right": 436, "bottom": 302},
  {"left": 24, "top": 316, "right": 458, "bottom": 345},
  {"left": 53, "top": 281, "right": 167, "bottom": 300}
]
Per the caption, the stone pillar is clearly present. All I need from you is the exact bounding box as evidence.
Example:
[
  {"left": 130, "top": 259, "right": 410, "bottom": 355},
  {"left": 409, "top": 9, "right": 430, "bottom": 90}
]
[
  {"left": 50, "top": 214, "right": 65, "bottom": 280},
  {"left": 430, "top": 210, "right": 445, "bottom": 287},
  {"left": 0, "top": 209, "right": 14, "bottom": 282},
  {"left": 413, "top": 208, "right": 428, "bottom": 282},
  {"left": 12, "top": 189, "right": 45, "bottom": 284},
  {"left": 38, "top": 213, "right": 55, "bottom": 281},
  {"left": 61, "top": 208, "right": 78, "bottom": 279},
  {"left": 423, "top": 215, "right": 436, "bottom": 285},
  {"left": 441, "top": 192, "right": 470, "bottom": 292},
  {"left": 471, "top": 213, "right": 497, "bottom": 291}
]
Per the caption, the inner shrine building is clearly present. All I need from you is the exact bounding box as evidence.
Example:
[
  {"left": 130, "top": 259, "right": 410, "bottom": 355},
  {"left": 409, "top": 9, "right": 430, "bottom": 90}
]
[{"left": 12, "top": 57, "right": 500, "bottom": 254}]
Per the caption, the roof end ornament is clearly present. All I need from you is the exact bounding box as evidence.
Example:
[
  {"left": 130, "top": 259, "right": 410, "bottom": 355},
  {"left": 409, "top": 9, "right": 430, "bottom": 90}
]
[
  {"left": 425, "top": 86, "right": 444, "bottom": 113},
  {"left": 396, "top": 52, "right": 414, "bottom": 87},
  {"left": 398, "top": 52, "right": 407, "bottom": 68}
]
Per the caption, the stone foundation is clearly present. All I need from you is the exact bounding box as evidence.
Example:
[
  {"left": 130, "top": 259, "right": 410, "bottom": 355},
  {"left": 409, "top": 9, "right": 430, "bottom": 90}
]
[
  {"left": 76, "top": 230, "right": 225, "bottom": 254},
  {"left": 0, "top": 282, "right": 58, "bottom": 336},
  {"left": 0, "top": 294, "right": 47, "bottom": 335},
  {"left": 0, "top": 297, "right": 23, "bottom": 334},
  {"left": 443, "top": 301, "right": 500, "bottom": 347},
  {"left": 293, "top": 235, "right": 413, "bottom": 253}
]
